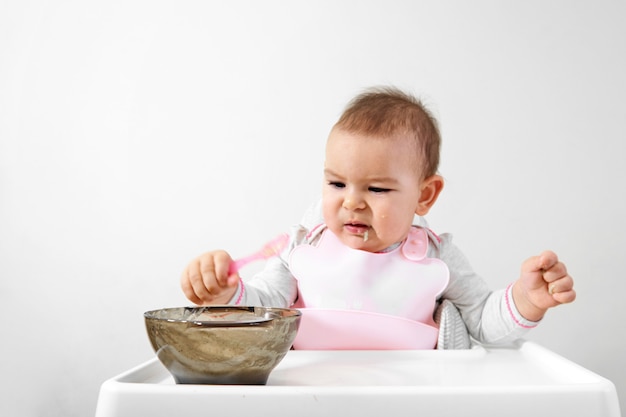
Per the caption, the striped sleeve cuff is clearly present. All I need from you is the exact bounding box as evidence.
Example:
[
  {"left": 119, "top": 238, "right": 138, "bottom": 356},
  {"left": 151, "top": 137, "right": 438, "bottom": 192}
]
[{"left": 505, "top": 282, "right": 540, "bottom": 329}]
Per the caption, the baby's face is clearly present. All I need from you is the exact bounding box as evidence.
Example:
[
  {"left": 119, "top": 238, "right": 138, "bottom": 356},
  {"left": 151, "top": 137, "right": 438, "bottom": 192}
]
[{"left": 322, "top": 128, "right": 424, "bottom": 252}]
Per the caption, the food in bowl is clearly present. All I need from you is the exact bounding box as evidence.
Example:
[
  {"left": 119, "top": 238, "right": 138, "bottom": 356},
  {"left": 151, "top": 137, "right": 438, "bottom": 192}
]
[{"left": 144, "top": 306, "right": 301, "bottom": 384}]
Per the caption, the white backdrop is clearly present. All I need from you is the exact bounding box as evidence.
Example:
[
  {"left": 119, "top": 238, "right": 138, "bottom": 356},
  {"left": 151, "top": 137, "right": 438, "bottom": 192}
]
[{"left": 1, "top": 1, "right": 625, "bottom": 416}]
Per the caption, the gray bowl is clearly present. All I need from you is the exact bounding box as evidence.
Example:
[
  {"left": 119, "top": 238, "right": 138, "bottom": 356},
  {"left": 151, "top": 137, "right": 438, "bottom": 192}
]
[{"left": 144, "top": 306, "right": 301, "bottom": 385}]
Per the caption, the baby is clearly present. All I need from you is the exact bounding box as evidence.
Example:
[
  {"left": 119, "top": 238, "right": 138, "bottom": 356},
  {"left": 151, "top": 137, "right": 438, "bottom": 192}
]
[{"left": 180, "top": 86, "right": 575, "bottom": 346}]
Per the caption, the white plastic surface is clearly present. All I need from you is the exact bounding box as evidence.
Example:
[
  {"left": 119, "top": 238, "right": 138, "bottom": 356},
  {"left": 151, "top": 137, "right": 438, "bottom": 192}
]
[{"left": 95, "top": 341, "right": 621, "bottom": 417}]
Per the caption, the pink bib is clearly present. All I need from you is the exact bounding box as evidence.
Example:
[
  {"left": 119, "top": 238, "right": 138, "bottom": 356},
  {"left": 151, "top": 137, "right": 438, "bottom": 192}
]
[{"left": 289, "top": 227, "right": 449, "bottom": 327}]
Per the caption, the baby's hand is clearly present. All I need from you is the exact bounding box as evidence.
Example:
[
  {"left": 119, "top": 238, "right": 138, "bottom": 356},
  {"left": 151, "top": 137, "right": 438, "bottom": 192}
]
[
  {"left": 180, "top": 250, "right": 240, "bottom": 305},
  {"left": 513, "top": 250, "right": 576, "bottom": 322}
]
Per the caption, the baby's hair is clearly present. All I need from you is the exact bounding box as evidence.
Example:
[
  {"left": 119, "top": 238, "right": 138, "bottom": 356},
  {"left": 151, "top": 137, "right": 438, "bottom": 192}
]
[{"left": 334, "top": 86, "right": 441, "bottom": 178}]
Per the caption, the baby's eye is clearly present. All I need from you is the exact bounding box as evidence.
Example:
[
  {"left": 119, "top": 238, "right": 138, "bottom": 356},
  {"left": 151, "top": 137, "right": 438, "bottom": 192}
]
[
  {"left": 369, "top": 186, "right": 391, "bottom": 193},
  {"left": 328, "top": 181, "right": 345, "bottom": 189}
]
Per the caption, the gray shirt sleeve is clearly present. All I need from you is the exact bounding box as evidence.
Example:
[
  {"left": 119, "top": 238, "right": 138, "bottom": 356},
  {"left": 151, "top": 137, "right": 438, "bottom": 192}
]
[
  {"left": 230, "top": 255, "right": 297, "bottom": 308},
  {"left": 435, "top": 233, "right": 539, "bottom": 344}
]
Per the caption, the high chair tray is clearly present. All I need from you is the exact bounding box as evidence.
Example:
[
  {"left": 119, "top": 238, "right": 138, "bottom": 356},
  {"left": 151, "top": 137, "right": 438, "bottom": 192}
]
[{"left": 95, "top": 341, "right": 621, "bottom": 417}]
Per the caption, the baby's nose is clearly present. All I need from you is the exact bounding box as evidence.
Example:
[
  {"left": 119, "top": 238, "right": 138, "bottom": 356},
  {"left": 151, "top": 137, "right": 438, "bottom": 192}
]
[{"left": 342, "top": 194, "right": 365, "bottom": 210}]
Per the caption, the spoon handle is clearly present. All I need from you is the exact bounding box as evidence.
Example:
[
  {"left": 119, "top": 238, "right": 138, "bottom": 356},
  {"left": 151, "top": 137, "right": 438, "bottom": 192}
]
[{"left": 228, "top": 233, "right": 289, "bottom": 274}]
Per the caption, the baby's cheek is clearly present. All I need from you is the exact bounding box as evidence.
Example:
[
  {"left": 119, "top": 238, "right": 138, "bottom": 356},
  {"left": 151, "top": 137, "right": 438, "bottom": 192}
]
[
  {"left": 372, "top": 214, "right": 389, "bottom": 241},
  {"left": 321, "top": 205, "right": 335, "bottom": 226}
]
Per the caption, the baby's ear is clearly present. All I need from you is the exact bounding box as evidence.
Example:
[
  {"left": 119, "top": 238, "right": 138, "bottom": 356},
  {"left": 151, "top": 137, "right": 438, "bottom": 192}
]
[{"left": 416, "top": 175, "right": 444, "bottom": 216}]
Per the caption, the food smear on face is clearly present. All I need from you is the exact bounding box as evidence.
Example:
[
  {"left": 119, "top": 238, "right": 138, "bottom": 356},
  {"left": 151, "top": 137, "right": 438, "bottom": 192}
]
[{"left": 363, "top": 229, "right": 369, "bottom": 242}]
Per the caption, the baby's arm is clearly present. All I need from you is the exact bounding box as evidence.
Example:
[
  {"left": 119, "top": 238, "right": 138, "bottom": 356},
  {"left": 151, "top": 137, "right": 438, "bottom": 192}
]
[
  {"left": 512, "top": 250, "right": 576, "bottom": 321},
  {"left": 233, "top": 255, "right": 299, "bottom": 307},
  {"left": 180, "top": 250, "right": 240, "bottom": 305},
  {"left": 180, "top": 201, "right": 320, "bottom": 307},
  {"left": 180, "top": 226, "right": 304, "bottom": 307},
  {"left": 436, "top": 237, "right": 573, "bottom": 344}
]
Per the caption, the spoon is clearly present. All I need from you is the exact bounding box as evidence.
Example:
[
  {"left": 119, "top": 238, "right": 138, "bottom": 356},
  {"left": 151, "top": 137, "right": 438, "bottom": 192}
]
[{"left": 228, "top": 233, "right": 290, "bottom": 275}]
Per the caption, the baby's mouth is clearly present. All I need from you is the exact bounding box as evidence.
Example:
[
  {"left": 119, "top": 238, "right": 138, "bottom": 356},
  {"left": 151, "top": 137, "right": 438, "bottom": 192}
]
[{"left": 344, "top": 222, "right": 370, "bottom": 235}]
